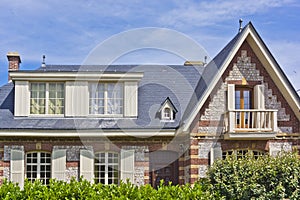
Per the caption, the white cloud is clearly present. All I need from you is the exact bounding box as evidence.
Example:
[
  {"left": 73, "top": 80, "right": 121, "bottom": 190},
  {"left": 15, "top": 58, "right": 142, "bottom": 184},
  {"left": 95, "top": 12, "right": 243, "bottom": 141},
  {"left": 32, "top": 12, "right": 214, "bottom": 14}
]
[{"left": 159, "top": 0, "right": 296, "bottom": 27}]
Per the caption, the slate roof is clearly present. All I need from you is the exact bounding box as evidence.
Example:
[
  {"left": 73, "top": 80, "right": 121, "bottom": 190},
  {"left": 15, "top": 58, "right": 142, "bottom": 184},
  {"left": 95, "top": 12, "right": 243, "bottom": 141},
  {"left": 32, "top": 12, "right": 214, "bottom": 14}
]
[
  {"left": 0, "top": 65, "right": 204, "bottom": 130},
  {"left": 181, "top": 26, "right": 245, "bottom": 123},
  {"left": 3, "top": 22, "right": 290, "bottom": 132}
]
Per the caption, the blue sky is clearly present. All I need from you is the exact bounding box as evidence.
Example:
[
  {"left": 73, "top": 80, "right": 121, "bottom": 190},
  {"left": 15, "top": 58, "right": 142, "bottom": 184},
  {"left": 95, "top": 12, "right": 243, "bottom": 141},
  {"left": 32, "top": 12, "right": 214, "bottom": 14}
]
[{"left": 0, "top": 0, "right": 299, "bottom": 92}]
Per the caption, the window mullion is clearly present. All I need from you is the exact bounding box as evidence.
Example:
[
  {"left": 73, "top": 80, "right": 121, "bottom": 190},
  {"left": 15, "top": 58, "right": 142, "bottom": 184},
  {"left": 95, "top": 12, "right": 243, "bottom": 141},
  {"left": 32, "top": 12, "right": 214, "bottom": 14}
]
[
  {"left": 37, "top": 152, "right": 41, "bottom": 179},
  {"left": 45, "top": 83, "right": 49, "bottom": 114},
  {"left": 104, "top": 84, "right": 108, "bottom": 115},
  {"left": 105, "top": 152, "right": 108, "bottom": 185}
]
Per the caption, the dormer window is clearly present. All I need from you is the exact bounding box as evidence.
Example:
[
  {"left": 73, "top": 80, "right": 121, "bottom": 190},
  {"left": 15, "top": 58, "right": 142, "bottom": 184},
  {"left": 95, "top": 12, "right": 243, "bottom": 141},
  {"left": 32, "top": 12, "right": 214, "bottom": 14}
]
[
  {"left": 163, "top": 108, "right": 171, "bottom": 120},
  {"left": 159, "top": 98, "right": 177, "bottom": 121},
  {"left": 30, "top": 82, "right": 65, "bottom": 115},
  {"left": 89, "top": 82, "right": 124, "bottom": 116}
]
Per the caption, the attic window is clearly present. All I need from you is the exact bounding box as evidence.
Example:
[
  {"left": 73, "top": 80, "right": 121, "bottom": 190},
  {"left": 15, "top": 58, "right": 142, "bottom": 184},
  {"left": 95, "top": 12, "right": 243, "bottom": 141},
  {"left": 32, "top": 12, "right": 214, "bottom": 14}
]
[
  {"left": 163, "top": 108, "right": 171, "bottom": 120},
  {"left": 159, "top": 98, "right": 177, "bottom": 121}
]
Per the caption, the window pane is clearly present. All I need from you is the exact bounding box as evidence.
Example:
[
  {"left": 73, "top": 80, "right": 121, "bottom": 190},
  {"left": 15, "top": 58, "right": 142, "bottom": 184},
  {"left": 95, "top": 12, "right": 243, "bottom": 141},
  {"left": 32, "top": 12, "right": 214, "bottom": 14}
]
[
  {"left": 235, "top": 91, "right": 241, "bottom": 109},
  {"left": 89, "top": 83, "right": 123, "bottom": 115},
  {"left": 30, "top": 83, "right": 46, "bottom": 114},
  {"left": 48, "top": 83, "right": 64, "bottom": 115},
  {"left": 94, "top": 152, "right": 119, "bottom": 184},
  {"left": 26, "top": 152, "right": 51, "bottom": 185}
]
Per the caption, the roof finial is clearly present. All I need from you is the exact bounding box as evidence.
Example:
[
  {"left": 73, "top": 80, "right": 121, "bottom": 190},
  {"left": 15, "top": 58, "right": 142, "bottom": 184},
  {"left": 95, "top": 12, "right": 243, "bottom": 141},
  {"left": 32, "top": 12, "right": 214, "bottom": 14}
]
[
  {"left": 239, "top": 18, "right": 243, "bottom": 33},
  {"left": 41, "top": 55, "right": 46, "bottom": 68}
]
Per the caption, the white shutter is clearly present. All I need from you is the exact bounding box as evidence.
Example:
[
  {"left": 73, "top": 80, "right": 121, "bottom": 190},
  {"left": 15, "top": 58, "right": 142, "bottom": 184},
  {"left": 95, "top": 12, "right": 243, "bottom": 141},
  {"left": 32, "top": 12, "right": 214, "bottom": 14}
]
[
  {"left": 227, "top": 84, "right": 235, "bottom": 110},
  {"left": 227, "top": 84, "right": 235, "bottom": 132},
  {"left": 14, "top": 81, "right": 30, "bottom": 116},
  {"left": 80, "top": 149, "right": 94, "bottom": 182},
  {"left": 51, "top": 149, "right": 66, "bottom": 181},
  {"left": 65, "top": 81, "right": 89, "bottom": 116},
  {"left": 254, "top": 84, "right": 265, "bottom": 109},
  {"left": 210, "top": 144, "right": 222, "bottom": 165},
  {"left": 10, "top": 149, "right": 24, "bottom": 188},
  {"left": 120, "top": 149, "right": 135, "bottom": 183},
  {"left": 124, "top": 82, "right": 138, "bottom": 117}
]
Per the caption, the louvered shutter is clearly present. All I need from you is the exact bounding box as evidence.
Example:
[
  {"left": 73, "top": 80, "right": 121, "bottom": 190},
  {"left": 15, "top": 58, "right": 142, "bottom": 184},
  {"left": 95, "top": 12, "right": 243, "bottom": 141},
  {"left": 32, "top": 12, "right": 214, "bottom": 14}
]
[
  {"left": 227, "top": 84, "right": 235, "bottom": 132},
  {"left": 120, "top": 149, "right": 135, "bottom": 183},
  {"left": 254, "top": 84, "right": 265, "bottom": 109},
  {"left": 124, "top": 82, "right": 138, "bottom": 117},
  {"left": 210, "top": 144, "right": 222, "bottom": 165},
  {"left": 80, "top": 149, "right": 94, "bottom": 182},
  {"left": 10, "top": 149, "right": 24, "bottom": 188},
  {"left": 51, "top": 149, "right": 66, "bottom": 181},
  {"left": 14, "top": 81, "right": 30, "bottom": 116}
]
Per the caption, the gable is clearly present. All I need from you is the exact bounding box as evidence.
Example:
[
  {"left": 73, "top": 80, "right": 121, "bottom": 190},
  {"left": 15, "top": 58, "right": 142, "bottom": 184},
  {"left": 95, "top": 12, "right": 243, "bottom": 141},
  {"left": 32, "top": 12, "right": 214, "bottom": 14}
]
[{"left": 183, "top": 22, "right": 300, "bottom": 134}]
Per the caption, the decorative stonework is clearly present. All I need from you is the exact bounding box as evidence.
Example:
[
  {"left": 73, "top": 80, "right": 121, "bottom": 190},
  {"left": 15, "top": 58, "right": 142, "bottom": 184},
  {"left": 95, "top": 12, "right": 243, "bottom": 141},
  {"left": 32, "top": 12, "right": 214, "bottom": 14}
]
[
  {"left": 226, "top": 50, "right": 263, "bottom": 82},
  {"left": 264, "top": 83, "right": 290, "bottom": 121},
  {"left": 3, "top": 167, "right": 9, "bottom": 181},
  {"left": 269, "top": 142, "right": 292, "bottom": 156},
  {"left": 198, "top": 142, "right": 213, "bottom": 159},
  {"left": 122, "top": 145, "right": 149, "bottom": 186},
  {"left": 184, "top": 166, "right": 189, "bottom": 183},
  {"left": 278, "top": 127, "right": 293, "bottom": 133},
  {"left": 65, "top": 167, "right": 78, "bottom": 182},
  {"left": 198, "top": 165, "right": 208, "bottom": 178},
  {"left": 53, "top": 146, "right": 93, "bottom": 161},
  {"left": 4, "top": 146, "right": 24, "bottom": 161},
  {"left": 200, "top": 83, "right": 227, "bottom": 121},
  {"left": 198, "top": 50, "right": 291, "bottom": 135},
  {"left": 122, "top": 146, "right": 149, "bottom": 162},
  {"left": 134, "top": 167, "right": 144, "bottom": 186}
]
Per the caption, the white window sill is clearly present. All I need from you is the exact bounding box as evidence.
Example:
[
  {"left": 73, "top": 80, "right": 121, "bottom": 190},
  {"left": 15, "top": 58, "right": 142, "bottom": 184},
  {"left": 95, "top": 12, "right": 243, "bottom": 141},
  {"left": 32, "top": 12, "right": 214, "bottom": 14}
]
[
  {"left": 160, "top": 119, "right": 175, "bottom": 122},
  {"left": 88, "top": 114, "right": 124, "bottom": 118},
  {"left": 29, "top": 114, "right": 65, "bottom": 118}
]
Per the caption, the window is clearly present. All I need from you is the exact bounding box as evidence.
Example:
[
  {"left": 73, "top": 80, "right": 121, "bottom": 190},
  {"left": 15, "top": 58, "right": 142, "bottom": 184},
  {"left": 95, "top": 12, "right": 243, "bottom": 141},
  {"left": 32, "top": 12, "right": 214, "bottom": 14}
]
[
  {"left": 94, "top": 152, "right": 119, "bottom": 184},
  {"left": 235, "top": 88, "right": 253, "bottom": 128},
  {"left": 159, "top": 98, "right": 177, "bottom": 121},
  {"left": 26, "top": 152, "right": 51, "bottom": 185},
  {"left": 30, "top": 83, "right": 64, "bottom": 115},
  {"left": 222, "top": 150, "right": 265, "bottom": 160},
  {"left": 163, "top": 108, "right": 171, "bottom": 120},
  {"left": 89, "top": 83, "right": 123, "bottom": 115}
]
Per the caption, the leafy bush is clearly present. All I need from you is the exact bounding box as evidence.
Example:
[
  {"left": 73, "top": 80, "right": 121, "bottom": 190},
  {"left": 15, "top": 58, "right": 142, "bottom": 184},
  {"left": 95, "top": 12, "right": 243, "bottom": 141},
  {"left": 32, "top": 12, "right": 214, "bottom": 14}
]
[
  {"left": 0, "top": 178, "right": 216, "bottom": 200},
  {"left": 207, "top": 151, "right": 300, "bottom": 200},
  {"left": 0, "top": 152, "right": 299, "bottom": 199}
]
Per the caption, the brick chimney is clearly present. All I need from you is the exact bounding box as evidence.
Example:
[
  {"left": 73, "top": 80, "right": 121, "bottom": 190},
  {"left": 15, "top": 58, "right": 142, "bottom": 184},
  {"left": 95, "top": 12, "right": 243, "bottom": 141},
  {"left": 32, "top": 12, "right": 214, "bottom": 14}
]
[{"left": 7, "top": 52, "right": 21, "bottom": 82}]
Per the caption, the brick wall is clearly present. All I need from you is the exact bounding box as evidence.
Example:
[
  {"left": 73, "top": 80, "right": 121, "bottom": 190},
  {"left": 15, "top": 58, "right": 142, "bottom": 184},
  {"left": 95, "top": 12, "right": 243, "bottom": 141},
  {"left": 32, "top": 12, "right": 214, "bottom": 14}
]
[
  {"left": 196, "top": 41, "right": 299, "bottom": 135},
  {"left": 0, "top": 137, "right": 180, "bottom": 186},
  {"left": 185, "top": 40, "right": 300, "bottom": 184}
]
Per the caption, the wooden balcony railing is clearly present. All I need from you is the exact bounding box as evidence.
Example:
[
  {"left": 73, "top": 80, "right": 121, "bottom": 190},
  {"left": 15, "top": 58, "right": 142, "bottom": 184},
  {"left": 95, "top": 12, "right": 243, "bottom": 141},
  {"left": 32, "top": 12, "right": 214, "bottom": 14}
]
[{"left": 226, "top": 109, "right": 277, "bottom": 133}]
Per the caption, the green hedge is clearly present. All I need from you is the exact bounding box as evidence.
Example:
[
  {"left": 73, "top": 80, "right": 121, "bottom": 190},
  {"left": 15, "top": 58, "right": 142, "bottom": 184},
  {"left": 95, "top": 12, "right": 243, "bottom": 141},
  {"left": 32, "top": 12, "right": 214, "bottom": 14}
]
[
  {"left": 0, "top": 178, "right": 219, "bottom": 200},
  {"left": 1, "top": 152, "right": 299, "bottom": 199},
  {"left": 207, "top": 151, "right": 300, "bottom": 199}
]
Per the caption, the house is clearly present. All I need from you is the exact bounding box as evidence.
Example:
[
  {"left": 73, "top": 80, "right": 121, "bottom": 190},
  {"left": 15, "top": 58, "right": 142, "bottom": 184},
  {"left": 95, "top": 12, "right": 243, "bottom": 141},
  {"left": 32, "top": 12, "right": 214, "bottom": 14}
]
[{"left": 0, "top": 22, "right": 299, "bottom": 188}]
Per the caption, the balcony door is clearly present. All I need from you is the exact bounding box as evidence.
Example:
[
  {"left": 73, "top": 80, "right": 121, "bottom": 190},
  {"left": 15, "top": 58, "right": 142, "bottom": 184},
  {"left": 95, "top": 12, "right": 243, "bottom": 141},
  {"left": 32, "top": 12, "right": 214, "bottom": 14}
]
[{"left": 235, "top": 88, "right": 253, "bottom": 128}]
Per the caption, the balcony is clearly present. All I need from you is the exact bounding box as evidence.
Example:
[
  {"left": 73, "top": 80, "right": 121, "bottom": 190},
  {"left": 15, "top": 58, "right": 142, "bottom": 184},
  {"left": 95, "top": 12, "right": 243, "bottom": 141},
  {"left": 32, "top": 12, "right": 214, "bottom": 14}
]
[{"left": 224, "top": 109, "right": 278, "bottom": 140}]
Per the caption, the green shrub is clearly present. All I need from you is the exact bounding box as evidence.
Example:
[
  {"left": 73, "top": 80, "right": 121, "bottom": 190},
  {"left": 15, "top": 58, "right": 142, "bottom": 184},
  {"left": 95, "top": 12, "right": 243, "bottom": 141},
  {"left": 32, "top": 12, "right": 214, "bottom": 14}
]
[
  {"left": 0, "top": 178, "right": 213, "bottom": 200},
  {"left": 207, "top": 151, "right": 300, "bottom": 200},
  {"left": 0, "top": 152, "right": 299, "bottom": 199}
]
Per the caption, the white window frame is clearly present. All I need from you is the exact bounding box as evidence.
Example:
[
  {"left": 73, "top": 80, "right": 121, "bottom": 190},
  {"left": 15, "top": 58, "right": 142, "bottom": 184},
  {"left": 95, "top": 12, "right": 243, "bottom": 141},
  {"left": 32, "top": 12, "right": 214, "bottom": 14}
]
[
  {"left": 222, "top": 149, "right": 265, "bottom": 159},
  {"left": 89, "top": 82, "right": 124, "bottom": 117},
  {"left": 162, "top": 107, "right": 172, "bottom": 120},
  {"left": 161, "top": 107, "right": 174, "bottom": 121},
  {"left": 94, "top": 152, "right": 119, "bottom": 185},
  {"left": 26, "top": 151, "right": 51, "bottom": 185},
  {"left": 30, "top": 82, "right": 65, "bottom": 116}
]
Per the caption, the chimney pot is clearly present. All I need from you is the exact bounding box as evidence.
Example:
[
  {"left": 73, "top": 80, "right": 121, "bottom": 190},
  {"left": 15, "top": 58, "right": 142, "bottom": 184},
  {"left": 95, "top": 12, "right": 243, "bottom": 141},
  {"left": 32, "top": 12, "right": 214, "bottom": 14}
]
[{"left": 7, "top": 52, "right": 21, "bottom": 82}]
